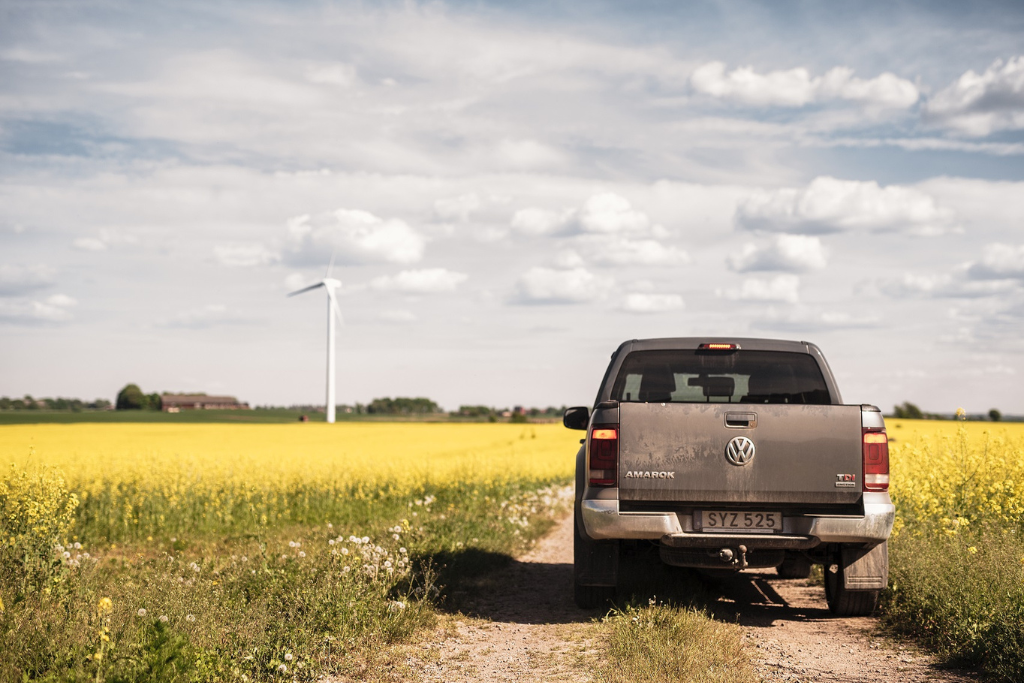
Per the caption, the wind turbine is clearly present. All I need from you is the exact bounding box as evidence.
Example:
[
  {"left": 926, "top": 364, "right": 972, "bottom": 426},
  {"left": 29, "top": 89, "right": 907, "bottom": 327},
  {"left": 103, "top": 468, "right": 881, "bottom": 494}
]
[{"left": 288, "top": 261, "right": 343, "bottom": 423}]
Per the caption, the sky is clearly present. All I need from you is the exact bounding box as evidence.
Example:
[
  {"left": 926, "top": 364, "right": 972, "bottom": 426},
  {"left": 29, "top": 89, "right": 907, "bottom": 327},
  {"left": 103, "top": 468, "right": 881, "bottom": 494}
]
[{"left": 1, "top": 0, "right": 1023, "bottom": 413}]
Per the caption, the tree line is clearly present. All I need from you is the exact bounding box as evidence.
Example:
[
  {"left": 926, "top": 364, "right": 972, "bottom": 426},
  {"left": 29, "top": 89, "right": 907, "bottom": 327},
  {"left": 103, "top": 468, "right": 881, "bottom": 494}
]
[
  {"left": 0, "top": 395, "right": 112, "bottom": 411},
  {"left": 892, "top": 401, "right": 1003, "bottom": 421}
]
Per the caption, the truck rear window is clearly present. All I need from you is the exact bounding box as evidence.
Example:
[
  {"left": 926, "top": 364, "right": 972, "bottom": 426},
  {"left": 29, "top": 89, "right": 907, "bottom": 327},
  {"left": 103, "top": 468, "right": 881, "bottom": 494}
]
[{"left": 610, "top": 350, "right": 831, "bottom": 405}]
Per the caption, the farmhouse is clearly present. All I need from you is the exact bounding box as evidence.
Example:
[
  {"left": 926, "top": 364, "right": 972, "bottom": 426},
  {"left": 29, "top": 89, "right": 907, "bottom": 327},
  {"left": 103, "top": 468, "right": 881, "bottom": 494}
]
[{"left": 161, "top": 394, "right": 249, "bottom": 412}]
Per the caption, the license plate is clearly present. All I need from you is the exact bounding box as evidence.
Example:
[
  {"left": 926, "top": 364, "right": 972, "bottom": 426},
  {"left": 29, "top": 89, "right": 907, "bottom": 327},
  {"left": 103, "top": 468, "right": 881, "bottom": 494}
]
[{"left": 698, "top": 510, "right": 782, "bottom": 533}]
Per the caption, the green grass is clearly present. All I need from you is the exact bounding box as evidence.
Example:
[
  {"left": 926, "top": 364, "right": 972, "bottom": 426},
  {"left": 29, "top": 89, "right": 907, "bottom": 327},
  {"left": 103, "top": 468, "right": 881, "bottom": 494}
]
[
  {"left": 0, "top": 467, "right": 573, "bottom": 682},
  {"left": 882, "top": 529, "right": 1024, "bottom": 682},
  {"left": 599, "top": 602, "right": 753, "bottom": 683}
]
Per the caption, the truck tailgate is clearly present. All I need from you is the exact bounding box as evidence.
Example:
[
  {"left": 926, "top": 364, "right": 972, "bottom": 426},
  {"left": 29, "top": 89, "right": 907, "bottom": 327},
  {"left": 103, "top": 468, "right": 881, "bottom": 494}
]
[{"left": 618, "top": 402, "right": 863, "bottom": 505}]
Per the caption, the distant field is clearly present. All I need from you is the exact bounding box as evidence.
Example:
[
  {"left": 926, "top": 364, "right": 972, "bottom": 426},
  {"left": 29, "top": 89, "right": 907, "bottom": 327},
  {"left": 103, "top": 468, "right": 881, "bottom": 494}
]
[
  {"left": 1, "top": 422, "right": 577, "bottom": 541},
  {"left": 0, "top": 409, "right": 552, "bottom": 425},
  {"left": 0, "top": 408, "right": 392, "bottom": 424}
]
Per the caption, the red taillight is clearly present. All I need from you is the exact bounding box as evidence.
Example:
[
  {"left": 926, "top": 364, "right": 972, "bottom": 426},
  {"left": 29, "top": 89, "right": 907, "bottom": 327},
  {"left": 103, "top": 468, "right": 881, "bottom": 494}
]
[
  {"left": 589, "top": 423, "right": 618, "bottom": 487},
  {"left": 863, "top": 429, "right": 889, "bottom": 491},
  {"left": 698, "top": 343, "right": 739, "bottom": 350}
]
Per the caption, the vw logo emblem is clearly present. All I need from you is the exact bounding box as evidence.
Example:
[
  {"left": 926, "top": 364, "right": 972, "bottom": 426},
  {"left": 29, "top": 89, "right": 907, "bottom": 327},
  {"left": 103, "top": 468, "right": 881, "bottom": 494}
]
[{"left": 725, "top": 436, "right": 756, "bottom": 466}]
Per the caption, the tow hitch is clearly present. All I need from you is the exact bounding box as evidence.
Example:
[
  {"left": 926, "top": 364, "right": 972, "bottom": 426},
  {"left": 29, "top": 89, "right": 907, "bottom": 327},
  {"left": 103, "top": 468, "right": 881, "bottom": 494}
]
[{"left": 718, "top": 545, "right": 749, "bottom": 569}]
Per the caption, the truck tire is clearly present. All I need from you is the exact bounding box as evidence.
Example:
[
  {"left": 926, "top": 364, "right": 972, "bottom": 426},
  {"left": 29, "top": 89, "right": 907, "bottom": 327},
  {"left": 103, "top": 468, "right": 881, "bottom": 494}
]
[
  {"left": 824, "top": 552, "right": 880, "bottom": 616},
  {"left": 573, "top": 510, "right": 616, "bottom": 609},
  {"left": 775, "top": 553, "right": 812, "bottom": 579}
]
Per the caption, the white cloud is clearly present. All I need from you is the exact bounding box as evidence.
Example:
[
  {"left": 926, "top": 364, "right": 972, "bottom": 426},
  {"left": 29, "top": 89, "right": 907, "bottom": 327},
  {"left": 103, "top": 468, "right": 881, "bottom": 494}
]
[
  {"left": 924, "top": 56, "right": 1024, "bottom": 136},
  {"left": 0, "top": 293, "right": 76, "bottom": 324},
  {"left": 0, "top": 264, "right": 55, "bottom": 296},
  {"left": 369, "top": 268, "right": 468, "bottom": 293},
  {"left": 620, "top": 293, "right": 684, "bottom": 314},
  {"left": 966, "top": 243, "right": 1024, "bottom": 280},
  {"left": 510, "top": 207, "right": 573, "bottom": 236},
  {"left": 157, "top": 304, "right": 248, "bottom": 329},
  {"left": 73, "top": 237, "right": 107, "bottom": 251},
  {"left": 575, "top": 193, "right": 652, "bottom": 234},
  {"left": 552, "top": 250, "right": 585, "bottom": 268},
  {"left": 72, "top": 229, "right": 138, "bottom": 252},
  {"left": 46, "top": 294, "right": 77, "bottom": 307},
  {"left": 494, "top": 139, "right": 563, "bottom": 169},
  {"left": 304, "top": 62, "right": 358, "bottom": 87},
  {"left": 736, "top": 176, "right": 958, "bottom": 235},
  {"left": 727, "top": 234, "right": 827, "bottom": 272},
  {"left": 510, "top": 193, "right": 662, "bottom": 239},
  {"left": 721, "top": 275, "right": 800, "bottom": 304},
  {"left": 379, "top": 309, "right": 418, "bottom": 324},
  {"left": 286, "top": 209, "right": 426, "bottom": 265},
  {"left": 755, "top": 307, "right": 881, "bottom": 332},
  {"left": 690, "top": 62, "right": 918, "bottom": 108},
  {"left": 512, "top": 267, "right": 613, "bottom": 304},
  {"left": 585, "top": 237, "right": 689, "bottom": 267},
  {"left": 879, "top": 272, "right": 1019, "bottom": 299},
  {"left": 214, "top": 243, "right": 280, "bottom": 267},
  {"left": 434, "top": 194, "right": 481, "bottom": 222}
]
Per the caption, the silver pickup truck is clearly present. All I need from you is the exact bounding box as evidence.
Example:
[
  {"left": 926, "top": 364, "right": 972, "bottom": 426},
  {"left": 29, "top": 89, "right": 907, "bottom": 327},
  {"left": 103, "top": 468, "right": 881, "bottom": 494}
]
[{"left": 563, "top": 337, "right": 893, "bottom": 616}]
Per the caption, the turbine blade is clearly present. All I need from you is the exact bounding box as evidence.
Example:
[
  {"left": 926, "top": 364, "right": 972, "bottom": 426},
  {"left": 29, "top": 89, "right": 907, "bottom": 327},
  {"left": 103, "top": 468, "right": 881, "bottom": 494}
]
[
  {"left": 326, "top": 248, "right": 337, "bottom": 279},
  {"left": 326, "top": 287, "right": 344, "bottom": 325},
  {"left": 287, "top": 281, "right": 324, "bottom": 297}
]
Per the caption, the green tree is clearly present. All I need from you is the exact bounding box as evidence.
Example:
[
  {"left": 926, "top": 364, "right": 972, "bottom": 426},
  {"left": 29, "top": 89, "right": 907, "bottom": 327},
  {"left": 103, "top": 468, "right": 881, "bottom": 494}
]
[
  {"left": 457, "top": 405, "right": 495, "bottom": 418},
  {"left": 116, "top": 384, "right": 146, "bottom": 410},
  {"left": 893, "top": 402, "right": 924, "bottom": 420},
  {"left": 366, "top": 397, "right": 440, "bottom": 415},
  {"left": 989, "top": 408, "right": 1002, "bottom": 422}
]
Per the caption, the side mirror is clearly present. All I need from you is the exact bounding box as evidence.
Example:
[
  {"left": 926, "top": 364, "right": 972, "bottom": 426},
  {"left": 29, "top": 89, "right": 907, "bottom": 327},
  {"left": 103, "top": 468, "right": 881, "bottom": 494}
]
[{"left": 563, "top": 406, "right": 590, "bottom": 430}]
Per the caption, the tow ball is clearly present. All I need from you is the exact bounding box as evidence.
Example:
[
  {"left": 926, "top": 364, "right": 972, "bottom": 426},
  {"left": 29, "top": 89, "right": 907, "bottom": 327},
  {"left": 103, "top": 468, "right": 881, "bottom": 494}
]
[{"left": 718, "top": 545, "right": 749, "bottom": 569}]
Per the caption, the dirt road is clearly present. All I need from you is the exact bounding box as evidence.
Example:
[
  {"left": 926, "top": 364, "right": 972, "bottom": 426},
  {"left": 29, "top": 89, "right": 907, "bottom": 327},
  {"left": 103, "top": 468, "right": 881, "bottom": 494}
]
[{"left": 404, "top": 514, "right": 975, "bottom": 682}]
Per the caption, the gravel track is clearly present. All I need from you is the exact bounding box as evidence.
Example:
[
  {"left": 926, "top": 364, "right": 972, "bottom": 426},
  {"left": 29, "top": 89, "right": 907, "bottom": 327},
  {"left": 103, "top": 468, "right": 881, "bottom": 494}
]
[{"left": 393, "top": 514, "right": 977, "bottom": 682}]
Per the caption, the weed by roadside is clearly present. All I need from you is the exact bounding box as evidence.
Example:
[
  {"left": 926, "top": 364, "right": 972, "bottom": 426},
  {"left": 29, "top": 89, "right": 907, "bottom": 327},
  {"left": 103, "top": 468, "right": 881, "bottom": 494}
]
[
  {"left": 884, "top": 529, "right": 1024, "bottom": 682},
  {"left": 599, "top": 601, "right": 753, "bottom": 683}
]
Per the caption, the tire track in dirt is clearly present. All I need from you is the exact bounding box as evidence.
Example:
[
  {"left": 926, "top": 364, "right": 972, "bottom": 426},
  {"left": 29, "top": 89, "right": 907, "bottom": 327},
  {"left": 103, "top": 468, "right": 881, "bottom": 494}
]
[
  {"left": 709, "top": 571, "right": 978, "bottom": 682},
  {"left": 407, "top": 514, "right": 602, "bottom": 682},
  {"left": 388, "top": 515, "right": 977, "bottom": 682}
]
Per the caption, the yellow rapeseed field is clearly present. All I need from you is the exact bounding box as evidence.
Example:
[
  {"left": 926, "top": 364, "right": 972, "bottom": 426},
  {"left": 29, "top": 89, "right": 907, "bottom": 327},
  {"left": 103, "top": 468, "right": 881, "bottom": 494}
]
[
  {"left": 1, "top": 422, "right": 579, "bottom": 540},
  {"left": 3, "top": 418, "right": 1023, "bottom": 541},
  {"left": 1, "top": 422, "right": 577, "bottom": 489},
  {"left": 887, "top": 418, "right": 1024, "bottom": 534}
]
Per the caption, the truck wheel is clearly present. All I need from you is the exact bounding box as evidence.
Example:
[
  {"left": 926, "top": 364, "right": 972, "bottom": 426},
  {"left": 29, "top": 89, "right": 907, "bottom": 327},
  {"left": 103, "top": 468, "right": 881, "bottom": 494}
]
[
  {"left": 775, "top": 553, "right": 812, "bottom": 579},
  {"left": 573, "top": 510, "right": 616, "bottom": 609},
  {"left": 824, "top": 553, "right": 880, "bottom": 616}
]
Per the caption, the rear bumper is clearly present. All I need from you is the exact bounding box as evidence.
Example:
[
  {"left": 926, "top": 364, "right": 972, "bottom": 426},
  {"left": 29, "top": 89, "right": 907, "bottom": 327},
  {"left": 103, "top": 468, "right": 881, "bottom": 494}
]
[{"left": 580, "top": 492, "right": 894, "bottom": 547}]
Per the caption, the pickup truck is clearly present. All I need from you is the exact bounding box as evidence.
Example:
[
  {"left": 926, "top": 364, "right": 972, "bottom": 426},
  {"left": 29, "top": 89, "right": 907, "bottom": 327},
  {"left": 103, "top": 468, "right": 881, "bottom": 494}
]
[{"left": 563, "top": 337, "right": 893, "bottom": 616}]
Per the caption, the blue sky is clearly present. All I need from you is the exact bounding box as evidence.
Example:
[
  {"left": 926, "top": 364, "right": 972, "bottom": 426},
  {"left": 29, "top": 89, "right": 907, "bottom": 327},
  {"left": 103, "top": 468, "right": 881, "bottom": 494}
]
[{"left": 1, "top": 0, "right": 1023, "bottom": 413}]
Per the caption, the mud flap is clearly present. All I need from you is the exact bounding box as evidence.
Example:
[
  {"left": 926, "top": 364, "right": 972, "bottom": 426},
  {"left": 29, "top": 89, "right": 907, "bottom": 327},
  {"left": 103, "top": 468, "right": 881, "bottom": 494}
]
[
  {"left": 574, "top": 516, "right": 619, "bottom": 586},
  {"left": 841, "top": 541, "right": 888, "bottom": 591}
]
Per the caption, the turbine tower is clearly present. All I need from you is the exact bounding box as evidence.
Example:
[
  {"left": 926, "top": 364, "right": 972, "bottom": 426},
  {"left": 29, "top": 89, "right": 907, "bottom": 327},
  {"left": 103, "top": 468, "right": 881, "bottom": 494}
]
[{"left": 288, "top": 266, "right": 342, "bottom": 424}]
